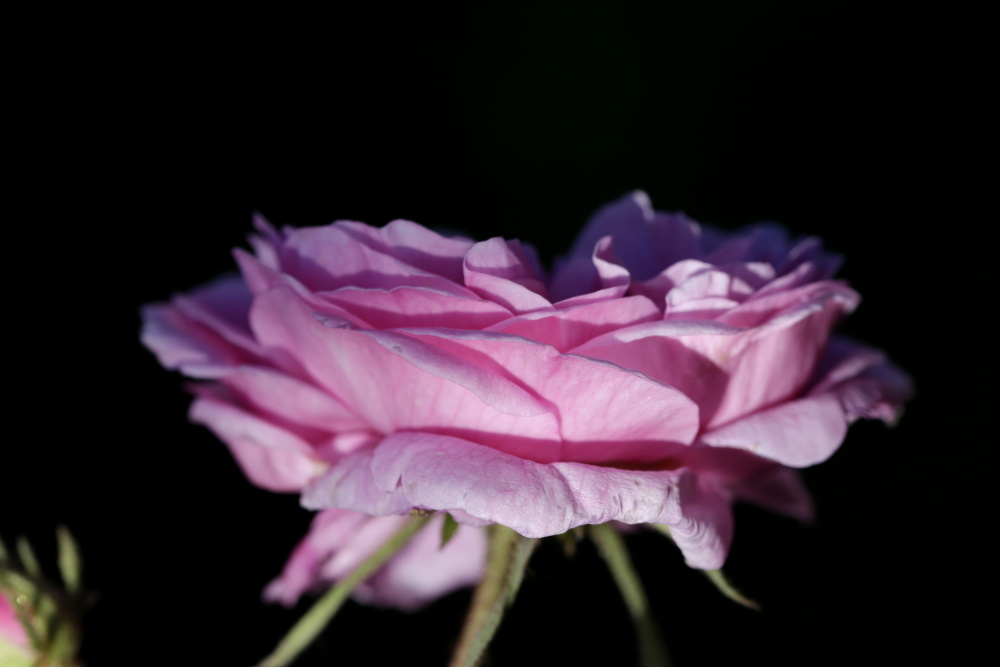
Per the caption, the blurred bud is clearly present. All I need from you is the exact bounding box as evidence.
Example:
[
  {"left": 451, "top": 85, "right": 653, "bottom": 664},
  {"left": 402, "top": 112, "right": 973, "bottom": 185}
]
[{"left": 0, "top": 528, "right": 85, "bottom": 667}]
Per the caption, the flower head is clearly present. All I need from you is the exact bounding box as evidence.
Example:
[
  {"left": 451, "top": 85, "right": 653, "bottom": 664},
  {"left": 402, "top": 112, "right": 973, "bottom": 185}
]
[{"left": 142, "top": 191, "right": 911, "bottom": 598}]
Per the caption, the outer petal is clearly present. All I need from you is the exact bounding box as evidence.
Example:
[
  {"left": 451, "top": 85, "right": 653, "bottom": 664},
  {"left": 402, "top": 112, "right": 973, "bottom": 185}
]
[
  {"left": 264, "top": 510, "right": 486, "bottom": 611},
  {"left": 699, "top": 393, "right": 848, "bottom": 467},
  {"left": 188, "top": 393, "right": 326, "bottom": 491},
  {"left": 575, "top": 282, "right": 858, "bottom": 428},
  {"left": 276, "top": 223, "right": 472, "bottom": 294},
  {"left": 248, "top": 287, "right": 562, "bottom": 461},
  {"left": 140, "top": 275, "right": 261, "bottom": 378},
  {"left": 810, "top": 336, "right": 914, "bottom": 424},
  {"left": 698, "top": 337, "right": 913, "bottom": 468},
  {"left": 304, "top": 432, "right": 732, "bottom": 569}
]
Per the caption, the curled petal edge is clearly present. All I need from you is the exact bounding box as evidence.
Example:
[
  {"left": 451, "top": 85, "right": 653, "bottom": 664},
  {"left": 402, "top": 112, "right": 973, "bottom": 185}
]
[{"left": 302, "top": 431, "right": 732, "bottom": 569}]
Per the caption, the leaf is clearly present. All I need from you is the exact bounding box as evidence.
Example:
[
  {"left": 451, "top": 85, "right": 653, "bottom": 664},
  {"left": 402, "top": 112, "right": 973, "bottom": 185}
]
[
  {"left": 703, "top": 569, "right": 760, "bottom": 611},
  {"left": 440, "top": 513, "right": 460, "bottom": 549},
  {"left": 56, "top": 527, "right": 82, "bottom": 596}
]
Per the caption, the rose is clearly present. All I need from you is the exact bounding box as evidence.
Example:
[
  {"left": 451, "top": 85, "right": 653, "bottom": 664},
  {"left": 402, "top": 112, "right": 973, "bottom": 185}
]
[{"left": 141, "top": 191, "right": 911, "bottom": 590}]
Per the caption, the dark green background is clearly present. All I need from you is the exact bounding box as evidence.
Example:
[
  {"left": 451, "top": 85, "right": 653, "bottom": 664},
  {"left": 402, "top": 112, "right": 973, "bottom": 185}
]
[{"left": 5, "top": 1, "right": 995, "bottom": 665}]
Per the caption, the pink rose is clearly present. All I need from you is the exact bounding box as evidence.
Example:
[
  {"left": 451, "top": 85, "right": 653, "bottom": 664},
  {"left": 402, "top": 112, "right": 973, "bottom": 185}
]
[{"left": 141, "top": 191, "right": 911, "bottom": 593}]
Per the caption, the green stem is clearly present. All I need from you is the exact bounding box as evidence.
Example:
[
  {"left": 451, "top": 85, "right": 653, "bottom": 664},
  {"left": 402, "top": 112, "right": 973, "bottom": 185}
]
[
  {"left": 589, "top": 524, "right": 673, "bottom": 667},
  {"left": 448, "top": 525, "right": 538, "bottom": 667},
  {"left": 257, "top": 514, "right": 433, "bottom": 667}
]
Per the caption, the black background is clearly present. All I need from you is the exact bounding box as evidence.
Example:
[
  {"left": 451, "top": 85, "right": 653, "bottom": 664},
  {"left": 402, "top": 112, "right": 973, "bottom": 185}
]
[{"left": 5, "top": 1, "right": 996, "bottom": 665}]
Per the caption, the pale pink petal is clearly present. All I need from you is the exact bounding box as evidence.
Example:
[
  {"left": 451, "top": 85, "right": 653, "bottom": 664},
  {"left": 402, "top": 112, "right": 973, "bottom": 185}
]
[
  {"left": 265, "top": 510, "right": 486, "bottom": 610},
  {"left": 334, "top": 219, "right": 476, "bottom": 284},
  {"left": 304, "top": 432, "right": 731, "bottom": 569},
  {"left": 572, "top": 319, "right": 738, "bottom": 426},
  {"left": 301, "top": 450, "right": 412, "bottom": 515},
  {"left": 322, "top": 286, "right": 511, "bottom": 330},
  {"left": 463, "top": 238, "right": 552, "bottom": 314},
  {"left": 233, "top": 248, "right": 375, "bottom": 329},
  {"left": 700, "top": 393, "right": 848, "bottom": 467},
  {"left": 489, "top": 295, "right": 659, "bottom": 352},
  {"left": 189, "top": 394, "right": 326, "bottom": 491},
  {"left": 249, "top": 288, "right": 562, "bottom": 460},
  {"left": 696, "top": 338, "right": 912, "bottom": 468},
  {"left": 401, "top": 329, "right": 701, "bottom": 463},
  {"left": 705, "top": 285, "right": 857, "bottom": 427},
  {"left": 276, "top": 223, "right": 470, "bottom": 294},
  {"left": 218, "top": 365, "right": 368, "bottom": 437}
]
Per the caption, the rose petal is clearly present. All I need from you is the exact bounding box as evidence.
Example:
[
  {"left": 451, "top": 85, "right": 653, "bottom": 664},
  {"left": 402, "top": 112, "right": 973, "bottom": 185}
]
[
  {"left": 322, "top": 286, "right": 512, "bottom": 330},
  {"left": 276, "top": 223, "right": 471, "bottom": 294},
  {"left": 218, "top": 365, "right": 367, "bottom": 437},
  {"left": 699, "top": 392, "right": 848, "bottom": 467},
  {"left": 490, "top": 295, "right": 660, "bottom": 352},
  {"left": 304, "top": 432, "right": 730, "bottom": 568},
  {"left": 140, "top": 275, "right": 260, "bottom": 378},
  {"left": 565, "top": 191, "right": 701, "bottom": 281},
  {"left": 399, "top": 328, "right": 701, "bottom": 463},
  {"left": 189, "top": 394, "right": 325, "bottom": 491},
  {"left": 249, "top": 288, "right": 562, "bottom": 460},
  {"left": 264, "top": 510, "right": 486, "bottom": 610},
  {"left": 463, "top": 237, "right": 552, "bottom": 314}
]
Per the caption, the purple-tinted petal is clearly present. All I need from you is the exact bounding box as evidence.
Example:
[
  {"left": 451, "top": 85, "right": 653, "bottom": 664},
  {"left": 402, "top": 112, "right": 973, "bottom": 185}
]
[
  {"left": 809, "top": 336, "right": 914, "bottom": 424},
  {"left": 550, "top": 236, "right": 631, "bottom": 305},
  {"left": 140, "top": 275, "right": 260, "bottom": 378},
  {"left": 566, "top": 191, "right": 702, "bottom": 280}
]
